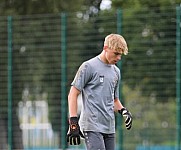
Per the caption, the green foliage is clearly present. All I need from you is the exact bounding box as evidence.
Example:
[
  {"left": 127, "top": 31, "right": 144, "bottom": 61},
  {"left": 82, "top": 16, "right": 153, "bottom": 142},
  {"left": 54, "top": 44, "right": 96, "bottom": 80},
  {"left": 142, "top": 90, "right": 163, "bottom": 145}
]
[
  {"left": 112, "top": 0, "right": 181, "bottom": 10},
  {"left": 122, "top": 84, "right": 176, "bottom": 149},
  {"left": 120, "top": 6, "right": 176, "bottom": 102},
  {"left": 0, "top": 0, "right": 85, "bottom": 15}
]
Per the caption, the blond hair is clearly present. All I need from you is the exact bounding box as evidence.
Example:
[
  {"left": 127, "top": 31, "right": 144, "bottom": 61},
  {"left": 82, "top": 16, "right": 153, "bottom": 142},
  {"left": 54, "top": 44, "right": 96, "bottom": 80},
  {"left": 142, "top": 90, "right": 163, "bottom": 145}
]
[{"left": 104, "top": 34, "right": 128, "bottom": 55}]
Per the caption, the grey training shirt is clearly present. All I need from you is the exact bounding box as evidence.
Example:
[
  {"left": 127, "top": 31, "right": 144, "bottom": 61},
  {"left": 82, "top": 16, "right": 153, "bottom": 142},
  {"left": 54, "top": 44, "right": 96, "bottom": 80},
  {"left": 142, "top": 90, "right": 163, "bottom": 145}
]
[{"left": 71, "top": 55, "right": 120, "bottom": 134}]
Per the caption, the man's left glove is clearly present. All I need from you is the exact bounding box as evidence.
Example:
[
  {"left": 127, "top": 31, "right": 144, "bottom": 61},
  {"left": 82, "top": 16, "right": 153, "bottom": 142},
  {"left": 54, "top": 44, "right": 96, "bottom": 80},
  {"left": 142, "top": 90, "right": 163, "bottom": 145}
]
[
  {"left": 67, "top": 117, "right": 85, "bottom": 145},
  {"left": 118, "top": 107, "right": 133, "bottom": 130}
]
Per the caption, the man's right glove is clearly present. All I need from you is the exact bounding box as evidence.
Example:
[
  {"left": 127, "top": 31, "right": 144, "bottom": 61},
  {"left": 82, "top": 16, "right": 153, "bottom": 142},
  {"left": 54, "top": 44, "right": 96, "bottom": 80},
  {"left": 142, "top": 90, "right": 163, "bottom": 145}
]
[
  {"left": 118, "top": 107, "right": 133, "bottom": 130},
  {"left": 67, "top": 117, "right": 85, "bottom": 145}
]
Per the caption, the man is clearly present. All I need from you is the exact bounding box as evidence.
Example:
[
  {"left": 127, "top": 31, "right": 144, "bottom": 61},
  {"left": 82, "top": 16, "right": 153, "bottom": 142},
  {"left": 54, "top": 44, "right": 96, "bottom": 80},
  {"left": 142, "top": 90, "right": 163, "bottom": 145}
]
[{"left": 67, "top": 33, "right": 133, "bottom": 150}]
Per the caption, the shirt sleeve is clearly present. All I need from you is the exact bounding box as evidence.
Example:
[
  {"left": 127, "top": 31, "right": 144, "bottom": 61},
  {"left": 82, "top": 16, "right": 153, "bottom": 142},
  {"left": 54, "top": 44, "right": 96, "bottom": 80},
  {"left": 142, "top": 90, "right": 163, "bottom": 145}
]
[{"left": 71, "top": 62, "right": 92, "bottom": 91}]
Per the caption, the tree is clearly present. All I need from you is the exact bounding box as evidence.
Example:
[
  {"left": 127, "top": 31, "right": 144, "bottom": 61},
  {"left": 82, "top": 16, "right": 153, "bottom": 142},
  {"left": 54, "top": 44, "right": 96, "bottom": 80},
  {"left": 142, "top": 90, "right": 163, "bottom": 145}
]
[
  {"left": 0, "top": 0, "right": 105, "bottom": 148},
  {"left": 111, "top": 0, "right": 180, "bottom": 101},
  {"left": 0, "top": 0, "right": 84, "bottom": 15}
]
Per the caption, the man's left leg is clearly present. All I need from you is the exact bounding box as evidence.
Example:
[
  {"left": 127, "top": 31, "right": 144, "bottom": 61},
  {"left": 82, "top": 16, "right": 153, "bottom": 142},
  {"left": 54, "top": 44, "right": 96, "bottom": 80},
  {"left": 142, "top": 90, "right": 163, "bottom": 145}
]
[{"left": 103, "top": 133, "right": 115, "bottom": 150}]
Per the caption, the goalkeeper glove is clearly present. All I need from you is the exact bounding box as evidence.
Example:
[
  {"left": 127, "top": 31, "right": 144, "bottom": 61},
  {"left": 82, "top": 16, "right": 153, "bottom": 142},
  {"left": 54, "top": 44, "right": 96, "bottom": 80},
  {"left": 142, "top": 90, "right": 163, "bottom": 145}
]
[
  {"left": 118, "top": 107, "right": 132, "bottom": 130},
  {"left": 67, "top": 117, "right": 85, "bottom": 145}
]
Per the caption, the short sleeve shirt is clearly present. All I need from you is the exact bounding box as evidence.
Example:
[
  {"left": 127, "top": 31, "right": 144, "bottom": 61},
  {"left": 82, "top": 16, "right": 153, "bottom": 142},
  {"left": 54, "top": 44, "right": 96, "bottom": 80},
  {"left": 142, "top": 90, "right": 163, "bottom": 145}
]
[{"left": 71, "top": 56, "right": 120, "bottom": 134}]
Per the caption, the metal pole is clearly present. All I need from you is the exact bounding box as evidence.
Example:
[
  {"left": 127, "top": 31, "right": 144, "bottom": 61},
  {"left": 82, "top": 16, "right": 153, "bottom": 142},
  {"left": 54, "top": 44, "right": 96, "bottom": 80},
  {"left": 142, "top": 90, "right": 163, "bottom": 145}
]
[
  {"left": 7, "top": 16, "right": 13, "bottom": 150},
  {"left": 176, "top": 5, "right": 181, "bottom": 150},
  {"left": 61, "top": 12, "right": 67, "bottom": 150},
  {"left": 117, "top": 8, "right": 123, "bottom": 150}
]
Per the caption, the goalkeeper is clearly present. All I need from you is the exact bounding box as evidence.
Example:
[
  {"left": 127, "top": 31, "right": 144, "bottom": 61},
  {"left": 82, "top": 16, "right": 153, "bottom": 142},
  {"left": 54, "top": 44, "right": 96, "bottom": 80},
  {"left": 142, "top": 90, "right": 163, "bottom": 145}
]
[{"left": 67, "top": 33, "right": 133, "bottom": 150}]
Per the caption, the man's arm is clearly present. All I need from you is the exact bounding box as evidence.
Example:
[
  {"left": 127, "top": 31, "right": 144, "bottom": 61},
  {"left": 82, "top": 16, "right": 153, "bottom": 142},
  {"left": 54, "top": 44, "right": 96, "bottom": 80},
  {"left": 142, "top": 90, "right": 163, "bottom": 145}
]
[
  {"left": 68, "top": 86, "right": 81, "bottom": 117},
  {"left": 114, "top": 98, "right": 124, "bottom": 112},
  {"left": 67, "top": 86, "right": 84, "bottom": 145},
  {"left": 114, "top": 98, "right": 133, "bottom": 130}
]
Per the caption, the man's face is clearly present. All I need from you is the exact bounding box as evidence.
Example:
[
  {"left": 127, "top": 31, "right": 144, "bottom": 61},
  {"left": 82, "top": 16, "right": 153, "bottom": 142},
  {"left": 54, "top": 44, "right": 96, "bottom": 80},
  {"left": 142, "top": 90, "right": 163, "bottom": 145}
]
[{"left": 104, "top": 46, "right": 122, "bottom": 64}]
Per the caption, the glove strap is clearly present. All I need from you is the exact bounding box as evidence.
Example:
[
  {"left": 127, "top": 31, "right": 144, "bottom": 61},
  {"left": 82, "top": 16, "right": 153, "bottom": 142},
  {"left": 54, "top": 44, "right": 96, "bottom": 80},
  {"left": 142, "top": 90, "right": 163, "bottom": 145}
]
[
  {"left": 118, "top": 107, "right": 127, "bottom": 115},
  {"left": 69, "top": 117, "right": 79, "bottom": 131}
]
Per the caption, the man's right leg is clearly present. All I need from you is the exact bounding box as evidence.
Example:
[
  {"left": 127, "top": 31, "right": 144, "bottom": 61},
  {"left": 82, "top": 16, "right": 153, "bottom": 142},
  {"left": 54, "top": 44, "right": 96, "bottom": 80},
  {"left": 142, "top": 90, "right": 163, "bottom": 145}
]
[{"left": 84, "top": 131, "right": 106, "bottom": 150}]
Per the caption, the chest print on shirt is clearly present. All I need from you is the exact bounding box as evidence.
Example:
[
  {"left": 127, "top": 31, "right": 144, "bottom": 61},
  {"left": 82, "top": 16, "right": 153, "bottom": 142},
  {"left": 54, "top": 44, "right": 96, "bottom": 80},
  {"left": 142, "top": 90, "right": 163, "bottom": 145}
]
[
  {"left": 113, "top": 67, "right": 119, "bottom": 88},
  {"left": 99, "top": 75, "right": 104, "bottom": 83},
  {"left": 112, "top": 69, "right": 119, "bottom": 98},
  {"left": 113, "top": 75, "right": 118, "bottom": 88},
  {"left": 110, "top": 75, "right": 118, "bottom": 100}
]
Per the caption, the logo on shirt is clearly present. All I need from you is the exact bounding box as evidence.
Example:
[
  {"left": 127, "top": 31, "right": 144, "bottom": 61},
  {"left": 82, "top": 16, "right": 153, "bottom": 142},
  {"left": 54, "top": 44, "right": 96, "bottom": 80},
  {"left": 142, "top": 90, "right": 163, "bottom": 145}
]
[
  {"left": 99, "top": 76, "right": 104, "bottom": 83},
  {"left": 113, "top": 76, "right": 118, "bottom": 87}
]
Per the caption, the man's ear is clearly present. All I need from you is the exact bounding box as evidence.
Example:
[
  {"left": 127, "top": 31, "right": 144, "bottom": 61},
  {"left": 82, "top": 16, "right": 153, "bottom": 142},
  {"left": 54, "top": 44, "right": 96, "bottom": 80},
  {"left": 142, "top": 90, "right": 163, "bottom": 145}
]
[{"left": 103, "top": 46, "right": 108, "bottom": 51}]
